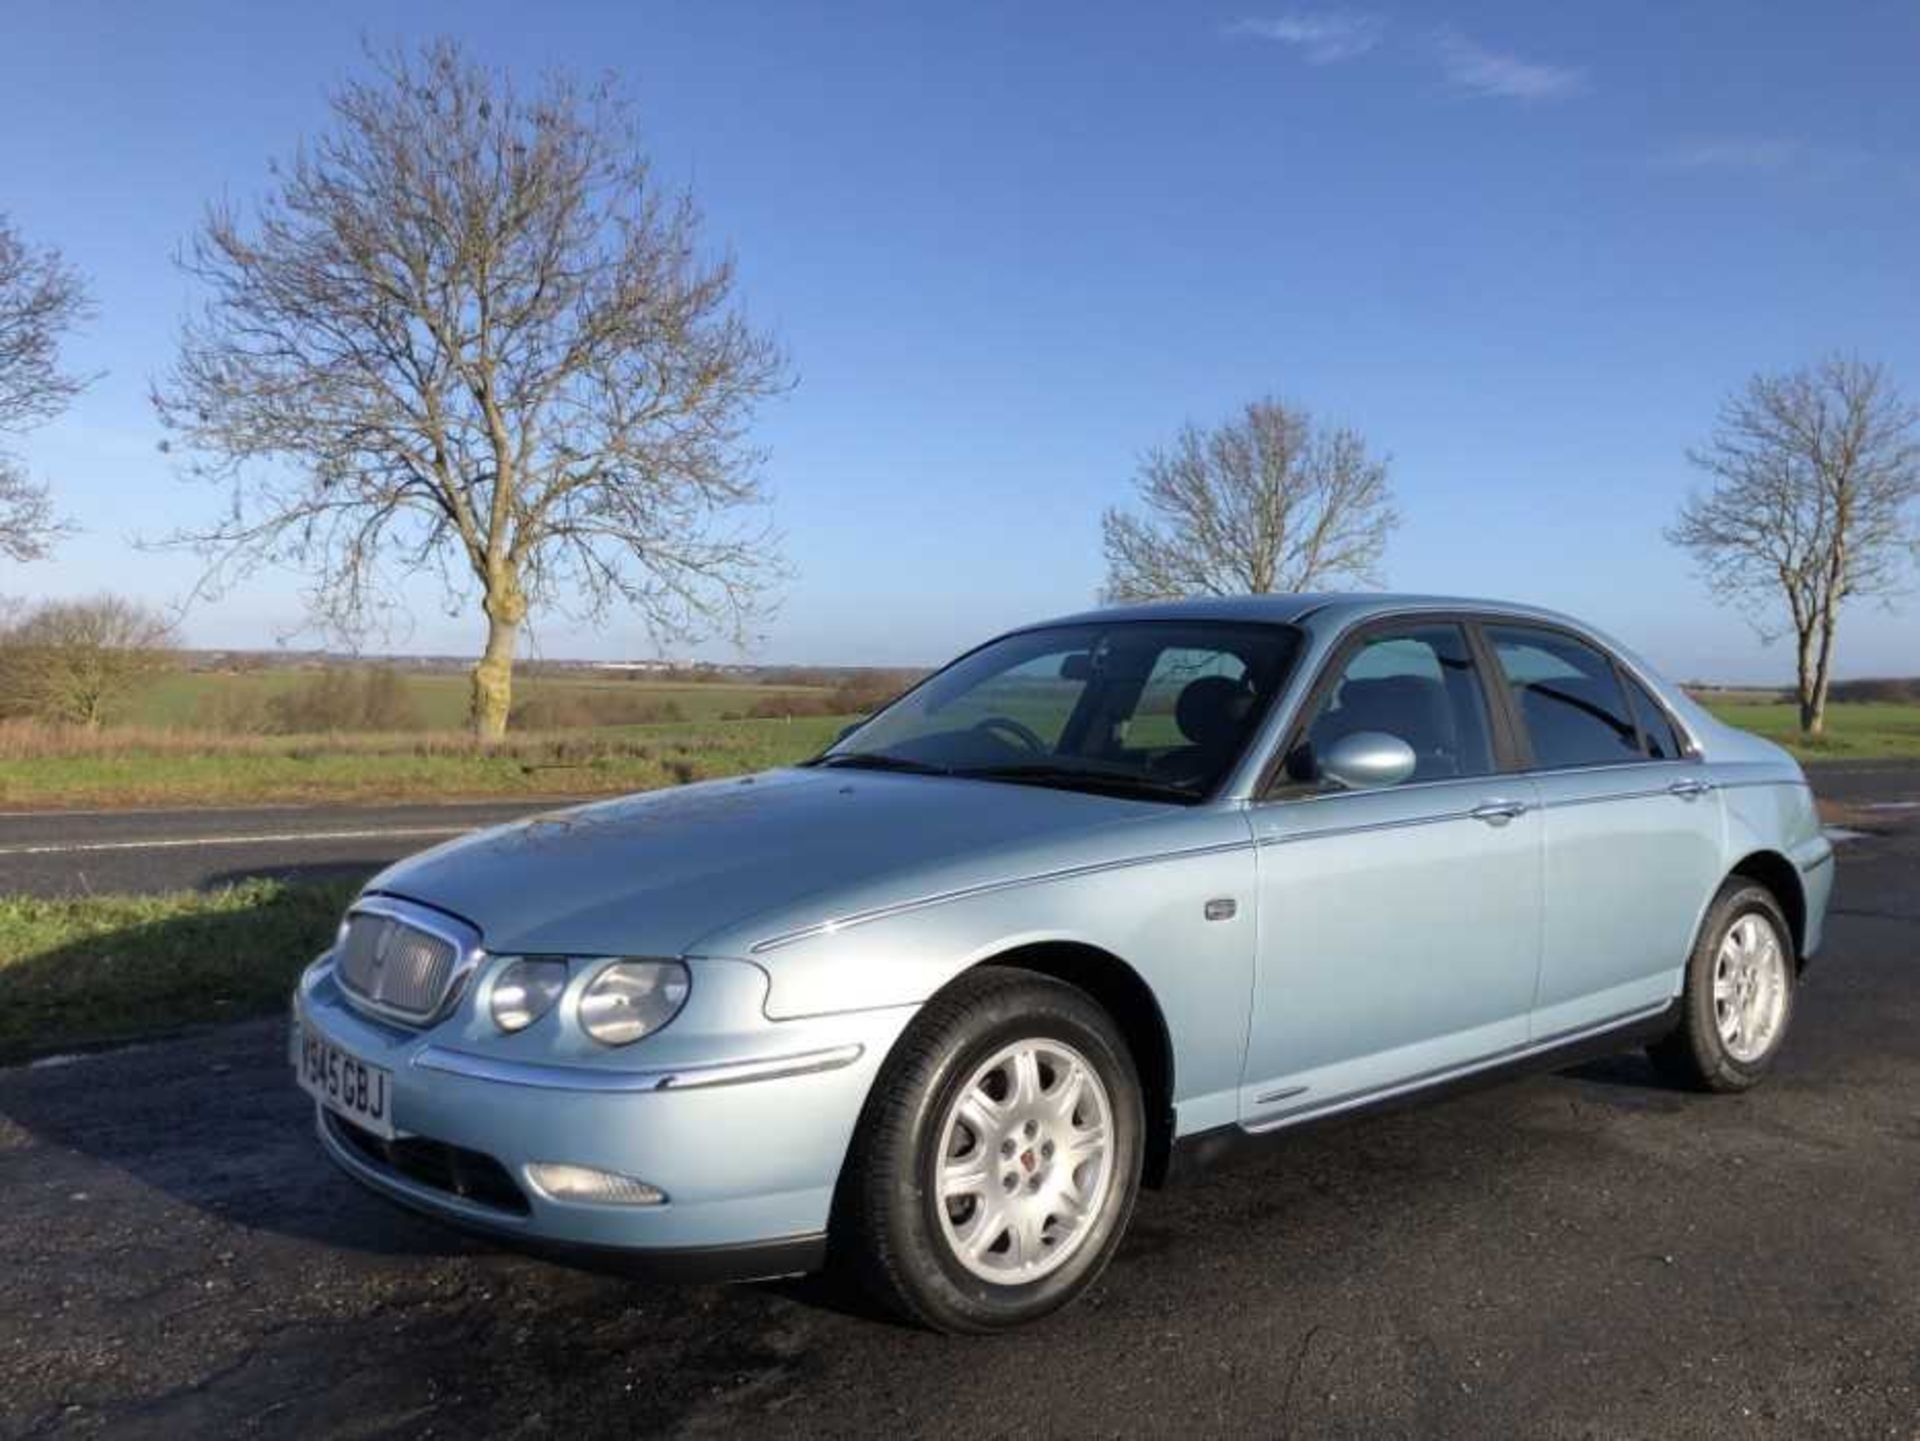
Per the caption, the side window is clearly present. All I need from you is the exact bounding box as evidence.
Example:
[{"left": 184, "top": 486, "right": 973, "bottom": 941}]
[
  {"left": 1624, "top": 675, "right": 1688, "bottom": 760},
  {"left": 1487, "top": 625, "right": 1642, "bottom": 769},
  {"left": 1290, "top": 624, "right": 1496, "bottom": 786}
]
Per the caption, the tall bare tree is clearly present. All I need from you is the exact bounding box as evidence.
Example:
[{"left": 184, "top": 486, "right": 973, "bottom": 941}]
[
  {"left": 154, "top": 40, "right": 789, "bottom": 738},
  {"left": 0, "top": 214, "right": 90, "bottom": 561},
  {"left": 1101, "top": 397, "right": 1396, "bottom": 602},
  {"left": 1669, "top": 357, "right": 1920, "bottom": 739},
  {"left": 0, "top": 595, "right": 177, "bottom": 727}
]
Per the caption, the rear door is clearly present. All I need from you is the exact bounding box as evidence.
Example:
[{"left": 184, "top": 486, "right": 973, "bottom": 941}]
[{"left": 1480, "top": 623, "right": 1725, "bottom": 1040}]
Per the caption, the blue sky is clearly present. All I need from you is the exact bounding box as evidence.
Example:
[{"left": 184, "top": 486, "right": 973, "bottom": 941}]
[{"left": 2, "top": 0, "right": 1915, "bottom": 679}]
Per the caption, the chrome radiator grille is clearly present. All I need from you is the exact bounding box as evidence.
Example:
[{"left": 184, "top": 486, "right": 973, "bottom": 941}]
[{"left": 336, "top": 909, "right": 461, "bottom": 1020}]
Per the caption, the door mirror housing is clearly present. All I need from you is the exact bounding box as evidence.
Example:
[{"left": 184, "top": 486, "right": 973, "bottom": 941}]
[{"left": 1318, "top": 731, "right": 1417, "bottom": 790}]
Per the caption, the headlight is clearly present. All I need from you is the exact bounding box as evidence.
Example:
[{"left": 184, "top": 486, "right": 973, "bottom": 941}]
[
  {"left": 579, "top": 960, "right": 691, "bottom": 1046},
  {"left": 490, "top": 958, "right": 568, "bottom": 1033}
]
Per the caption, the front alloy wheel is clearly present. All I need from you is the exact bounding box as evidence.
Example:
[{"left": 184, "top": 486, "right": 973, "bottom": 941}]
[
  {"left": 838, "top": 966, "right": 1144, "bottom": 1333},
  {"left": 934, "top": 1037, "right": 1117, "bottom": 1284}
]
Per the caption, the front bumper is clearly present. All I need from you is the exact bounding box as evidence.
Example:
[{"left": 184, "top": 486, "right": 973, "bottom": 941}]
[{"left": 294, "top": 959, "right": 914, "bottom": 1272}]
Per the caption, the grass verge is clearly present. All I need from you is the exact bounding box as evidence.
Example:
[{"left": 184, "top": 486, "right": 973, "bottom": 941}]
[
  {"left": 0, "top": 879, "right": 359, "bottom": 1065},
  {"left": 0, "top": 715, "right": 847, "bottom": 809}
]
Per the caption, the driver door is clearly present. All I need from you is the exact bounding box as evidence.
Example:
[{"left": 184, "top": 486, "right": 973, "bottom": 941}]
[{"left": 1239, "top": 619, "right": 1544, "bottom": 1129}]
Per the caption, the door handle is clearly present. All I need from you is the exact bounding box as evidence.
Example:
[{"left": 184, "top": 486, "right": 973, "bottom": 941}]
[
  {"left": 1470, "top": 799, "right": 1529, "bottom": 826},
  {"left": 1668, "top": 778, "right": 1715, "bottom": 801}
]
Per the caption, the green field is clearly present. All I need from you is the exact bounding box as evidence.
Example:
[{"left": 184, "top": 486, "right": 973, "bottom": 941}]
[
  {"left": 134, "top": 669, "right": 829, "bottom": 729},
  {"left": 0, "top": 715, "right": 848, "bottom": 808},
  {"left": 1701, "top": 699, "right": 1920, "bottom": 759}
]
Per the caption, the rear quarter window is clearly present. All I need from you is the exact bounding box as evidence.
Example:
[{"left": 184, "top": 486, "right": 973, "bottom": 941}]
[
  {"left": 1624, "top": 675, "right": 1689, "bottom": 760},
  {"left": 1486, "top": 625, "right": 1643, "bottom": 770}
]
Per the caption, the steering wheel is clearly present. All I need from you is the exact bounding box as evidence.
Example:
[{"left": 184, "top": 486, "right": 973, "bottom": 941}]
[{"left": 971, "top": 716, "right": 1048, "bottom": 754}]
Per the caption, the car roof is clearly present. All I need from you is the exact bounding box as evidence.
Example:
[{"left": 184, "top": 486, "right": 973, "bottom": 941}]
[{"left": 1018, "top": 592, "right": 1596, "bottom": 634}]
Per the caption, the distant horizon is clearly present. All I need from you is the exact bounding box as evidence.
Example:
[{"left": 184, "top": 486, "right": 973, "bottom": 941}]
[{"left": 157, "top": 639, "right": 1903, "bottom": 691}]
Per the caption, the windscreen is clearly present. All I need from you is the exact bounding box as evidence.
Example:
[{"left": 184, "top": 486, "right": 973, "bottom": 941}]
[{"left": 820, "top": 621, "right": 1302, "bottom": 803}]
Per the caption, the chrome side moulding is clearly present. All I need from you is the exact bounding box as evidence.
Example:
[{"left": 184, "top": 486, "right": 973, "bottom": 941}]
[
  {"left": 412, "top": 1042, "right": 867, "bottom": 1093},
  {"left": 1241, "top": 1000, "right": 1674, "bottom": 1133}
]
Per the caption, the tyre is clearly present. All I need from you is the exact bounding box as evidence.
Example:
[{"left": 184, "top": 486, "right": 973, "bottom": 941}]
[
  {"left": 1649, "top": 879, "right": 1796, "bottom": 1092},
  {"left": 837, "top": 966, "right": 1144, "bottom": 1333}
]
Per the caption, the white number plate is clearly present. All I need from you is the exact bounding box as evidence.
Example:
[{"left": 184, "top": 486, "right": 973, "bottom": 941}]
[{"left": 297, "top": 1025, "right": 396, "bottom": 1140}]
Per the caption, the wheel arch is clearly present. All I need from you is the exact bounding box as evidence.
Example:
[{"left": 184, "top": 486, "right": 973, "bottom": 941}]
[
  {"left": 959, "top": 941, "right": 1179, "bottom": 1189},
  {"left": 1726, "top": 849, "right": 1807, "bottom": 966}
]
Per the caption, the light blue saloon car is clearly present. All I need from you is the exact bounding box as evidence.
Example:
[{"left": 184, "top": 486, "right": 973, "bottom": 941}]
[{"left": 292, "top": 595, "right": 1832, "bottom": 1331}]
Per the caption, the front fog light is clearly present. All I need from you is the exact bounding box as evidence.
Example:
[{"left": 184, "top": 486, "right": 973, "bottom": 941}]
[
  {"left": 526, "top": 1162, "right": 667, "bottom": 1206},
  {"left": 490, "top": 958, "right": 568, "bottom": 1033},
  {"left": 579, "top": 960, "right": 690, "bottom": 1046}
]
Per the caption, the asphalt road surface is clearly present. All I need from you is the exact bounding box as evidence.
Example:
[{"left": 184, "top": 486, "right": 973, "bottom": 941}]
[{"left": 2, "top": 769, "right": 1918, "bottom": 1437}]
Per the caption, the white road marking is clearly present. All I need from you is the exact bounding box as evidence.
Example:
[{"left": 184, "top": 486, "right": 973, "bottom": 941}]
[{"left": 0, "top": 826, "right": 471, "bottom": 858}]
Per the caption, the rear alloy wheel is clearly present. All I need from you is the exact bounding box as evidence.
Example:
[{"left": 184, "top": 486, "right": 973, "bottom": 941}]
[
  {"left": 1650, "top": 880, "right": 1796, "bottom": 1092},
  {"left": 838, "top": 966, "right": 1144, "bottom": 1333}
]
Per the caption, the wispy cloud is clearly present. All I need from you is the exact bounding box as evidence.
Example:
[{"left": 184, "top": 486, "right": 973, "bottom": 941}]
[
  {"left": 1651, "top": 138, "right": 1865, "bottom": 174},
  {"left": 1225, "top": 12, "right": 1385, "bottom": 65},
  {"left": 1435, "top": 30, "right": 1586, "bottom": 102}
]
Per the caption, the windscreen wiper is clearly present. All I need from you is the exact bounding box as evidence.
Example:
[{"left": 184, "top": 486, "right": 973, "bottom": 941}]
[
  {"left": 954, "top": 763, "right": 1197, "bottom": 803},
  {"left": 810, "top": 752, "right": 953, "bottom": 776}
]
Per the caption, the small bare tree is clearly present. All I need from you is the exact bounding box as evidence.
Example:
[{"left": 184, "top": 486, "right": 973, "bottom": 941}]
[
  {"left": 0, "top": 214, "right": 90, "bottom": 561},
  {"left": 1102, "top": 397, "right": 1396, "bottom": 601},
  {"left": 0, "top": 596, "right": 178, "bottom": 727},
  {"left": 154, "top": 40, "right": 788, "bottom": 738},
  {"left": 1669, "top": 357, "right": 1920, "bottom": 739}
]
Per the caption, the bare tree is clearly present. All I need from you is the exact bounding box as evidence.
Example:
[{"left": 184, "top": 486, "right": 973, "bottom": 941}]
[
  {"left": 0, "top": 595, "right": 178, "bottom": 727},
  {"left": 1669, "top": 357, "right": 1920, "bottom": 739},
  {"left": 1102, "top": 397, "right": 1396, "bottom": 602},
  {"left": 0, "top": 214, "right": 90, "bottom": 561},
  {"left": 153, "top": 40, "right": 789, "bottom": 738}
]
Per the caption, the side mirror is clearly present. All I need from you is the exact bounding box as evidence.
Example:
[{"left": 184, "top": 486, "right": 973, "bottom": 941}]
[{"left": 1318, "top": 731, "right": 1417, "bottom": 790}]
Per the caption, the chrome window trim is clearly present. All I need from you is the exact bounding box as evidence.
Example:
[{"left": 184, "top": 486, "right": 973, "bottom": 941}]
[
  {"left": 337, "top": 894, "right": 485, "bottom": 1028},
  {"left": 1477, "top": 617, "right": 1706, "bottom": 770},
  {"left": 1250, "top": 769, "right": 1518, "bottom": 814},
  {"left": 1531, "top": 775, "right": 1703, "bottom": 809},
  {"left": 1241, "top": 610, "right": 1518, "bottom": 802},
  {"left": 1239, "top": 604, "right": 1708, "bottom": 799},
  {"left": 1255, "top": 803, "right": 1489, "bottom": 846},
  {"left": 1232, "top": 601, "right": 1528, "bottom": 798},
  {"left": 412, "top": 1042, "right": 866, "bottom": 1093},
  {"left": 1249, "top": 759, "right": 1724, "bottom": 841}
]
